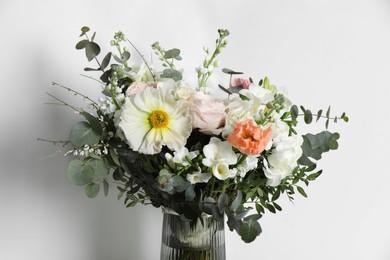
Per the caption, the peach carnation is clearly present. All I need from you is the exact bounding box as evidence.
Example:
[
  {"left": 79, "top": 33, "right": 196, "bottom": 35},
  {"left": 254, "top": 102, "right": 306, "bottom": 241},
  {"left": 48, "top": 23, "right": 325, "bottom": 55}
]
[{"left": 228, "top": 119, "right": 272, "bottom": 156}]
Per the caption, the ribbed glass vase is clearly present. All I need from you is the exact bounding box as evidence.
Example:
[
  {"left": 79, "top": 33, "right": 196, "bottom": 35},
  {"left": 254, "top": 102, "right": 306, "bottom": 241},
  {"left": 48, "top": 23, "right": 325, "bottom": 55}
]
[{"left": 160, "top": 209, "right": 226, "bottom": 260}]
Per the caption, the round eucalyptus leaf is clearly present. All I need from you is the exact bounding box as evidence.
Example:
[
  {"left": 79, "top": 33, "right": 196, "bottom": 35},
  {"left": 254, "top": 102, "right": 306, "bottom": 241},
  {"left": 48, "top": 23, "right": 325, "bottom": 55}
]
[
  {"left": 85, "top": 157, "right": 109, "bottom": 182},
  {"left": 85, "top": 41, "right": 101, "bottom": 61},
  {"left": 67, "top": 159, "right": 94, "bottom": 185},
  {"left": 240, "top": 220, "right": 262, "bottom": 243},
  {"left": 85, "top": 183, "right": 100, "bottom": 198},
  {"left": 70, "top": 121, "right": 100, "bottom": 148}
]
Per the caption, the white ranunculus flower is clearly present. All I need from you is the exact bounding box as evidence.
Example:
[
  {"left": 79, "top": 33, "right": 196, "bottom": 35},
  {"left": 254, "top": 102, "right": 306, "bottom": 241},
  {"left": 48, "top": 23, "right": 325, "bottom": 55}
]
[
  {"left": 237, "top": 156, "right": 259, "bottom": 178},
  {"left": 240, "top": 84, "right": 274, "bottom": 106},
  {"left": 264, "top": 134, "right": 303, "bottom": 186},
  {"left": 118, "top": 87, "right": 192, "bottom": 154},
  {"left": 202, "top": 137, "right": 237, "bottom": 167}
]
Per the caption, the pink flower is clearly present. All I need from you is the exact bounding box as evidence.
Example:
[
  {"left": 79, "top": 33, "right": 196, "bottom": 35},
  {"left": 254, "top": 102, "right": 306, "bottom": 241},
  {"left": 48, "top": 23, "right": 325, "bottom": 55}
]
[
  {"left": 125, "top": 82, "right": 157, "bottom": 96},
  {"left": 188, "top": 92, "right": 226, "bottom": 134},
  {"left": 228, "top": 119, "right": 272, "bottom": 155},
  {"left": 230, "top": 77, "right": 251, "bottom": 89}
]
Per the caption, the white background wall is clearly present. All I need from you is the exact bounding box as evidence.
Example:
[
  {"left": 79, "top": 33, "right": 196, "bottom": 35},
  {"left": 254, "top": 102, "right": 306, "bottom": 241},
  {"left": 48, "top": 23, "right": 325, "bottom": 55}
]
[{"left": 1, "top": 0, "right": 389, "bottom": 259}]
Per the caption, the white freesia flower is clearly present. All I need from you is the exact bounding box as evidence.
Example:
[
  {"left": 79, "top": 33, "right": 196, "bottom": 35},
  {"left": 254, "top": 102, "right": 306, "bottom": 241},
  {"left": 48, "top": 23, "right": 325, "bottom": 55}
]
[
  {"left": 202, "top": 137, "right": 237, "bottom": 180},
  {"left": 212, "top": 162, "right": 236, "bottom": 180},
  {"left": 165, "top": 147, "right": 199, "bottom": 167},
  {"left": 118, "top": 87, "right": 192, "bottom": 154},
  {"left": 186, "top": 169, "right": 212, "bottom": 184}
]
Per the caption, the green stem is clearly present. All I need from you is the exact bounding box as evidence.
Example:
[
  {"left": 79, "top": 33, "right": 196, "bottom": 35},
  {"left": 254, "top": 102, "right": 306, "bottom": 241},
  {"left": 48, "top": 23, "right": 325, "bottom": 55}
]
[{"left": 126, "top": 38, "right": 156, "bottom": 82}]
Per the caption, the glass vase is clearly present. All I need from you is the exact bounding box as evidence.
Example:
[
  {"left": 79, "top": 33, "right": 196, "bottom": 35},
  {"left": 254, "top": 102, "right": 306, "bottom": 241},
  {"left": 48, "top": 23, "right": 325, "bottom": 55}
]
[{"left": 160, "top": 209, "right": 226, "bottom": 260}]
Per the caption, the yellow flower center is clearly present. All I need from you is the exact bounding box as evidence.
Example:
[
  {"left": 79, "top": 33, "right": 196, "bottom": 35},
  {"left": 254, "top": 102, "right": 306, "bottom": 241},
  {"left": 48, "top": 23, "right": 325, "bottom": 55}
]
[{"left": 149, "top": 110, "right": 170, "bottom": 128}]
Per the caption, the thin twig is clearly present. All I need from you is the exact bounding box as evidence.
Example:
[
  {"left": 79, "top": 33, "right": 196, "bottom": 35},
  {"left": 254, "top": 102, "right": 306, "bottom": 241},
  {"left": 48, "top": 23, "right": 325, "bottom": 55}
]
[
  {"left": 45, "top": 92, "right": 81, "bottom": 112},
  {"left": 51, "top": 81, "right": 98, "bottom": 108},
  {"left": 126, "top": 38, "right": 156, "bottom": 82}
]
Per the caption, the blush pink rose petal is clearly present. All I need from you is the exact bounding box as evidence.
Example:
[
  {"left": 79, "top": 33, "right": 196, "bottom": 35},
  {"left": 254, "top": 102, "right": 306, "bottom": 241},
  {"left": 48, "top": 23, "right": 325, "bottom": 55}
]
[
  {"left": 125, "top": 82, "right": 157, "bottom": 96},
  {"left": 188, "top": 92, "right": 226, "bottom": 134}
]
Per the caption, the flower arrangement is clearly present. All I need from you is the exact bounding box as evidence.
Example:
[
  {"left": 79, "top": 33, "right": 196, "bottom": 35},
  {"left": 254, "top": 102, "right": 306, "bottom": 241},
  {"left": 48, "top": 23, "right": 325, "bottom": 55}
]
[{"left": 45, "top": 27, "right": 348, "bottom": 243}]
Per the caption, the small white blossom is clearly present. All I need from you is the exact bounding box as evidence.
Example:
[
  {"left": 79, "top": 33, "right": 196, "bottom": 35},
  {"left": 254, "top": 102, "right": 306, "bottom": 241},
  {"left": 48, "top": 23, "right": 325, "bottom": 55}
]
[{"left": 186, "top": 169, "right": 212, "bottom": 184}]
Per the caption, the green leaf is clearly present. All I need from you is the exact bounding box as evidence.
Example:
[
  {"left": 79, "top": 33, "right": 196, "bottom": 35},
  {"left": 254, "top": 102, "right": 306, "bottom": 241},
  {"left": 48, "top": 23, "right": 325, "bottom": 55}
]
[
  {"left": 121, "top": 51, "right": 130, "bottom": 62},
  {"left": 85, "top": 183, "right": 100, "bottom": 198},
  {"left": 70, "top": 121, "right": 100, "bottom": 148},
  {"left": 297, "top": 186, "right": 308, "bottom": 198},
  {"left": 164, "top": 48, "right": 181, "bottom": 59},
  {"left": 256, "top": 188, "right": 264, "bottom": 198},
  {"left": 185, "top": 185, "right": 196, "bottom": 201},
  {"left": 316, "top": 110, "right": 323, "bottom": 122},
  {"left": 240, "top": 219, "right": 262, "bottom": 243},
  {"left": 304, "top": 110, "right": 313, "bottom": 124},
  {"left": 328, "top": 139, "right": 339, "bottom": 150},
  {"left": 75, "top": 39, "right": 89, "bottom": 50},
  {"left": 307, "top": 171, "right": 322, "bottom": 181},
  {"left": 126, "top": 200, "right": 138, "bottom": 207},
  {"left": 101, "top": 52, "right": 112, "bottom": 70},
  {"left": 83, "top": 67, "right": 100, "bottom": 71},
  {"left": 222, "top": 68, "right": 244, "bottom": 75},
  {"left": 85, "top": 41, "right": 101, "bottom": 62},
  {"left": 160, "top": 68, "right": 182, "bottom": 81},
  {"left": 230, "top": 191, "right": 242, "bottom": 212},
  {"left": 272, "top": 189, "right": 281, "bottom": 201},
  {"left": 67, "top": 159, "right": 94, "bottom": 185},
  {"left": 85, "top": 157, "right": 109, "bottom": 182},
  {"left": 218, "top": 84, "right": 233, "bottom": 95},
  {"left": 218, "top": 193, "right": 228, "bottom": 214},
  {"left": 109, "top": 147, "right": 120, "bottom": 166},
  {"left": 273, "top": 202, "right": 282, "bottom": 211},
  {"left": 255, "top": 203, "right": 264, "bottom": 214},
  {"left": 267, "top": 204, "right": 276, "bottom": 213},
  {"left": 103, "top": 179, "right": 109, "bottom": 196},
  {"left": 80, "top": 112, "right": 103, "bottom": 135},
  {"left": 326, "top": 106, "right": 331, "bottom": 118},
  {"left": 290, "top": 105, "right": 298, "bottom": 120},
  {"left": 80, "top": 26, "right": 90, "bottom": 36}
]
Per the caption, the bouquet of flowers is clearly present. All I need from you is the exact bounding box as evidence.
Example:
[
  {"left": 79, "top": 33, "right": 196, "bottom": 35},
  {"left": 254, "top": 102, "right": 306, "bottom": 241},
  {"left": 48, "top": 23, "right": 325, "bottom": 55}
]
[{"left": 46, "top": 27, "right": 347, "bottom": 243}]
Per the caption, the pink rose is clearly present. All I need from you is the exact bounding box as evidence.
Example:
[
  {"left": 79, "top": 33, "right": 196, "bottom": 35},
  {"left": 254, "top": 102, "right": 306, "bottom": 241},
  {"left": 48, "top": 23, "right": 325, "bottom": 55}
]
[
  {"left": 188, "top": 92, "right": 226, "bottom": 134},
  {"left": 125, "top": 82, "right": 157, "bottom": 96},
  {"left": 230, "top": 77, "right": 251, "bottom": 89}
]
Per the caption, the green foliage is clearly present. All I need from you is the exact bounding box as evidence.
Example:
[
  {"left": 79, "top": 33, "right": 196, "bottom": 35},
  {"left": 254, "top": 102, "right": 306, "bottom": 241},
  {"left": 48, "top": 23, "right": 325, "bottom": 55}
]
[
  {"left": 85, "top": 183, "right": 100, "bottom": 198},
  {"left": 70, "top": 121, "right": 101, "bottom": 148},
  {"left": 67, "top": 157, "right": 109, "bottom": 186},
  {"left": 160, "top": 68, "right": 183, "bottom": 81},
  {"left": 299, "top": 131, "right": 340, "bottom": 166}
]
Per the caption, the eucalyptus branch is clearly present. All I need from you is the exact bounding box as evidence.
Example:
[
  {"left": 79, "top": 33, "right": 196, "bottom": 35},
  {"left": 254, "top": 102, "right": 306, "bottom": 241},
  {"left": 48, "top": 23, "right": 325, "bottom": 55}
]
[{"left": 84, "top": 34, "right": 104, "bottom": 71}]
